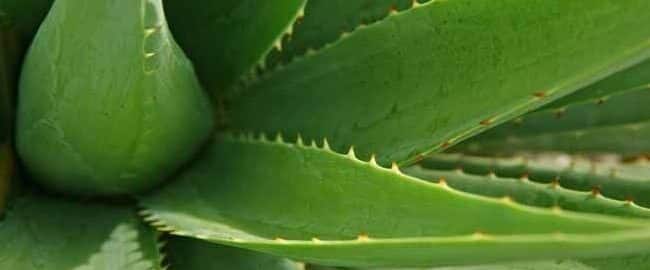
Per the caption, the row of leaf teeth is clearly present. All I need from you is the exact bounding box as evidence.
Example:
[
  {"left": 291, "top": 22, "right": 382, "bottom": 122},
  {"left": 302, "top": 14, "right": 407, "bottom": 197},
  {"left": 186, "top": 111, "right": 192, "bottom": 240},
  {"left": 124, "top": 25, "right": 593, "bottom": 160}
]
[
  {"left": 226, "top": 132, "right": 633, "bottom": 217},
  {"left": 226, "top": 131, "right": 406, "bottom": 173},
  {"left": 434, "top": 167, "right": 643, "bottom": 210},
  {"left": 138, "top": 132, "right": 647, "bottom": 245},
  {"left": 421, "top": 154, "right": 649, "bottom": 209},
  {"left": 139, "top": 206, "right": 583, "bottom": 244},
  {"left": 248, "top": 0, "right": 433, "bottom": 87}
]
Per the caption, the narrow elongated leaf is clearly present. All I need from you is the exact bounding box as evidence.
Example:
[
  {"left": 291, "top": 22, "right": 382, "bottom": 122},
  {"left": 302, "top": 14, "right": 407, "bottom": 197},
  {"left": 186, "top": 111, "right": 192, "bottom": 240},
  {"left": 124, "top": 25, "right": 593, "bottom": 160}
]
[
  {"left": 141, "top": 134, "right": 650, "bottom": 268},
  {"left": 267, "top": 0, "right": 414, "bottom": 67},
  {"left": 542, "top": 58, "right": 650, "bottom": 110},
  {"left": 421, "top": 154, "right": 650, "bottom": 207},
  {"left": 164, "top": 0, "right": 307, "bottom": 93},
  {"left": 459, "top": 85, "right": 650, "bottom": 141},
  {"left": 228, "top": 0, "right": 650, "bottom": 166},
  {"left": 457, "top": 120, "right": 650, "bottom": 157},
  {"left": 454, "top": 85, "right": 650, "bottom": 154},
  {"left": 405, "top": 166, "right": 650, "bottom": 219},
  {"left": 166, "top": 237, "right": 302, "bottom": 270},
  {"left": 0, "top": 194, "right": 162, "bottom": 270}
]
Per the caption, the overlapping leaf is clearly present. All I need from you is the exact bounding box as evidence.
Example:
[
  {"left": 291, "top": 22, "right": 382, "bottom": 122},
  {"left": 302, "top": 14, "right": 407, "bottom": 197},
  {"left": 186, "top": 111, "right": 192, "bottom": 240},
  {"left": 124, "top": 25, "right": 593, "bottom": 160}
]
[
  {"left": 454, "top": 83, "right": 650, "bottom": 155},
  {"left": 0, "top": 194, "right": 163, "bottom": 270},
  {"left": 267, "top": 0, "right": 415, "bottom": 67},
  {"left": 228, "top": 0, "right": 650, "bottom": 166},
  {"left": 140, "top": 134, "right": 650, "bottom": 267},
  {"left": 164, "top": 0, "right": 307, "bottom": 94},
  {"left": 421, "top": 154, "right": 650, "bottom": 207}
]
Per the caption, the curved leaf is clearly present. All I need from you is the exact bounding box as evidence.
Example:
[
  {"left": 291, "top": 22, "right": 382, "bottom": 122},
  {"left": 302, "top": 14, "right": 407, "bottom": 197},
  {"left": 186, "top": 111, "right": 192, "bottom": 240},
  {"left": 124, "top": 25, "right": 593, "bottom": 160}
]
[
  {"left": 460, "top": 85, "right": 650, "bottom": 141},
  {"left": 457, "top": 120, "right": 650, "bottom": 157},
  {"left": 140, "top": 134, "right": 650, "bottom": 268},
  {"left": 421, "top": 154, "right": 650, "bottom": 207},
  {"left": 0, "top": 194, "right": 163, "bottom": 270},
  {"left": 166, "top": 237, "right": 302, "bottom": 270},
  {"left": 405, "top": 166, "right": 650, "bottom": 219},
  {"left": 227, "top": 0, "right": 650, "bottom": 166},
  {"left": 267, "top": 0, "right": 415, "bottom": 67},
  {"left": 164, "top": 0, "right": 307, "bottom": 94},
  {"left": 542, "top": 58, "right": 650, "bottom": 110}
]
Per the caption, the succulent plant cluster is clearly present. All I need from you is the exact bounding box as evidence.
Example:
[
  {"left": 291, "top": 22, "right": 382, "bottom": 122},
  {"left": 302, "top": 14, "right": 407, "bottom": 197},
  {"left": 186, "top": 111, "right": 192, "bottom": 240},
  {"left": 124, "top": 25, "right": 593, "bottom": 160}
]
[{"left": 1, "top": 0, "right": 650, "bottom": 269}]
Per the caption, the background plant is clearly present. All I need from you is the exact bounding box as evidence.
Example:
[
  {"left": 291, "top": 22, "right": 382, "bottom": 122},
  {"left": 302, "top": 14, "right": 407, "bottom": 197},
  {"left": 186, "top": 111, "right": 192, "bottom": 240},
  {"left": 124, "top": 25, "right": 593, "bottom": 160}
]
[{"left": 1, "top": 0, "right": 650, "bottom": 269}]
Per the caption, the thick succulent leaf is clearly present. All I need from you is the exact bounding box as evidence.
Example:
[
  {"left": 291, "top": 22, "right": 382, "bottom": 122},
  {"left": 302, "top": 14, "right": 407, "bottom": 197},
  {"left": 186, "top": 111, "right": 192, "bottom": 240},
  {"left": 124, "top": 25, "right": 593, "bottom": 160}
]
[
  {"left": 164, "top": 0, "right": 307, "bottom": 94},
  {"left": 267, "top": 0, "right": 415, "bottom": 67},
  {"left": 140, "top": 134, "right": 650, "bottom": 268},
  {"left": 421, "top": 154, "right": 650, "bottom": 207},
  {"left": 405, "top": 166, "right": 650, "bottom": 219},
  {"left": 166, "top": 236, "right": 302, "bottom": 270},
  {"left": 228, "top": 0, "right": 650, "bottom": 166},
  {"left": 542, "top": 58, "right": 650, "bottom": 110},
  {"left": 0, "top": 0, "right": 52, "bottom": 45},
  {"left": 16, "top": 0, "right": 214, "bottom": 195},
  {"left": 0, "top": 194, "right": 163, "bottom": 270}
]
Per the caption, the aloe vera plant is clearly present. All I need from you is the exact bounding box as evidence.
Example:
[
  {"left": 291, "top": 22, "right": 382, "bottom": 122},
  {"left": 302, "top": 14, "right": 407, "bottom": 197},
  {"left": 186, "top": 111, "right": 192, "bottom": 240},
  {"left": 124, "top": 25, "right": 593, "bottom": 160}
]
[{"left": 1, "top": 0, "right": 650, "bottom": 269}]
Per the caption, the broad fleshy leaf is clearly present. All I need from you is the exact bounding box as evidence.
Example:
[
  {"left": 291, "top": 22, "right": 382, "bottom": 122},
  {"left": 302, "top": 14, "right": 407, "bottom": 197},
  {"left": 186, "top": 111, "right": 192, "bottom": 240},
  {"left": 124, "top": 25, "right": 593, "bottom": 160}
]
[
  {"left": 227, "top": 0, "right": 650, "bottom": 166},
  {"left": 16, "top": 0, "right": 214, "bottom": 195},
  {"left": 164, "top": 0, "right": 307, "bottom": 94},
  {"left": 0, "top": 194, "right": 163, "bottom": 270},
  {"left": 166, "top": 237, "right": 302, "bottom": 270},
  {"left": 140, "top": 134, "right": 650, "bottom": 268},
  {"left": 421, "top": 154, "right": 650, "bottom": 207}
]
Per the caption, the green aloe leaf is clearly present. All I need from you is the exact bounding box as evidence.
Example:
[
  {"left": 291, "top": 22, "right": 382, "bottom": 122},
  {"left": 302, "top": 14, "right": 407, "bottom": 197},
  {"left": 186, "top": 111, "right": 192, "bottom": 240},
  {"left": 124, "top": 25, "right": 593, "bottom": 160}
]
[
  {"left": 459, "top": 85, "right": 650, "bottom": 141},
  {"left": 0, "top": 194, "right": 163, "bottom": 270},
  {"left": 164, "top": 0, "right": 307, "bottom": 94},
  {"left": 421, "top": 154, "right": 650, "bottom": 207},
  {"left": 266, "top": 0, "right": 415, "bottom": 67},
  {"left": 15, "top": 0, "right": 214, "bottom": 195},
  {"left": 140, "top": 134, "right": 650, "bottom": 268},
  {"left": 166, "top": 237, "right": 303, "bottom": 270},
  {"left": 542, "top": 58, "right": 650, "bottom": 110},
  {"left": 454, "top": 84, "right": 650, "bottom": 155},
  {"left": 228, "top": 0, "right": 650, "bottom": 166},
  {"left": 405, "top": 166, "right": 650, "bottom": 219},
  {"left": 456, "top": 120, "right": 650, "bottom": 157}
]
